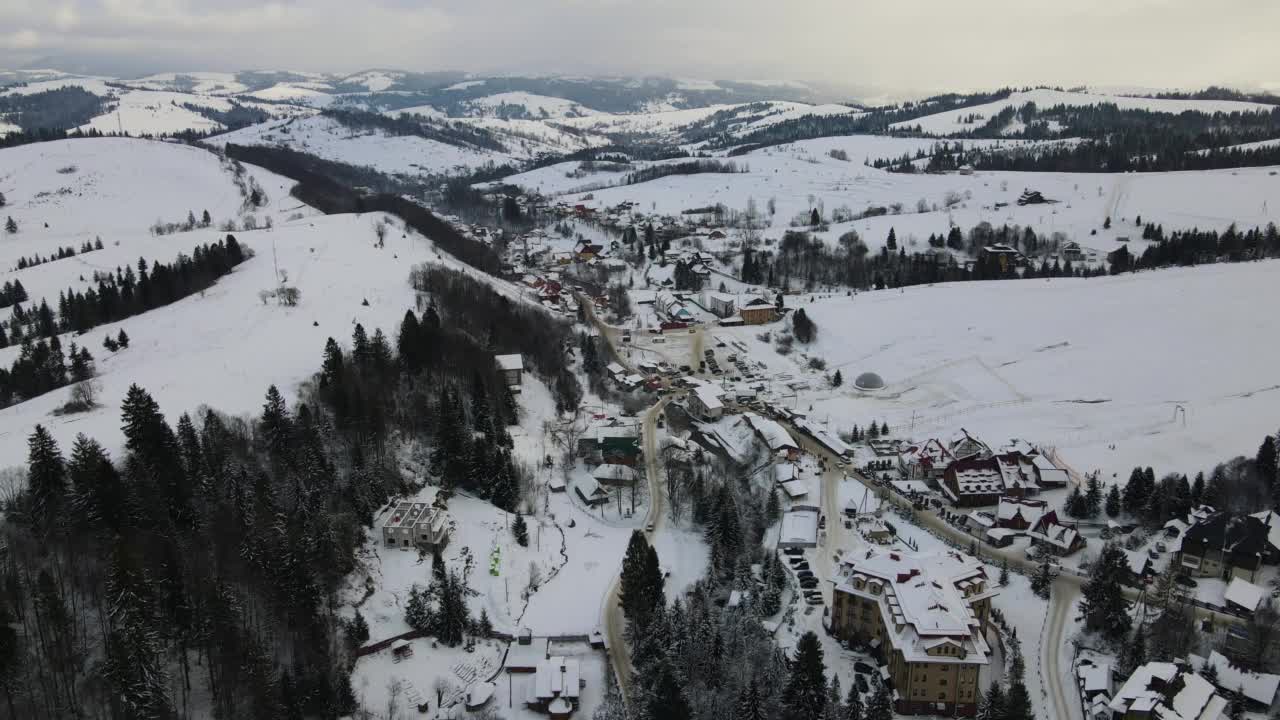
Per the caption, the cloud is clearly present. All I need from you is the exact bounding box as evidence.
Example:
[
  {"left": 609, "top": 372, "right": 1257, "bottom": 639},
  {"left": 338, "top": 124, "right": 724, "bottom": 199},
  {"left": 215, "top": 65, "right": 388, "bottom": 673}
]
[{"left": 0, "top": 0, "right": 1276, "bottom": 94}]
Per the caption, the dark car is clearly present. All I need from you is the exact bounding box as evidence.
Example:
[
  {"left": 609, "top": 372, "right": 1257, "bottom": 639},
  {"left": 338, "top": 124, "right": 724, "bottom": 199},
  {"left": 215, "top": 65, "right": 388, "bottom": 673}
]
[
  {"left": 783, "top": 547, "right": 804, "bottom": 556},
  {"left": 799, "top": 577, "right": 819, "bottom": 589},
  {"left": 856, "top": 676, "right": 869, "bottom": 694},
  {"left": 796, "top": 570, "right": 814, "bottom": 580},
  {"left": 1175, "top": 575, "right": 1198, "bottom": 588},
  {"left": 854, "top": 662, "right": 875, "bottom": 675}
]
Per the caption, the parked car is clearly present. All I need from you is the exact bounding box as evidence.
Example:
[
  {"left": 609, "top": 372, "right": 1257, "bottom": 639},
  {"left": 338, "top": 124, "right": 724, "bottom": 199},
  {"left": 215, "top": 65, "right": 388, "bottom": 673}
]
[
  {"left": 856, "top": 676, "right": 869, "bottom": 694},
  {"left": 783, "top": 547, "right": 804, "bottom": 556},
  {"left": 1175, "top": 575, "right": 1198, "bottom": 588},
  {"left": 854, "top": 662, "right": 875, "bottom": 675},
  {"left": 796, "top": 570, "right": 815, "bottom": 579},
  {"left": 799, "top": 577, "right": 819, "bottom": 589}
]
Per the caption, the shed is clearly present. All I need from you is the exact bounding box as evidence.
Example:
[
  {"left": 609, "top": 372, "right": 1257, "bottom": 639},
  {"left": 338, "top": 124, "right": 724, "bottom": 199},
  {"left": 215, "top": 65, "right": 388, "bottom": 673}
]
[
  {"left": 495, "top": 354, "right": 524, "bottom": 387},
  {"left": 1225, "top": 577, "right": 1265, "bottom": 613}
]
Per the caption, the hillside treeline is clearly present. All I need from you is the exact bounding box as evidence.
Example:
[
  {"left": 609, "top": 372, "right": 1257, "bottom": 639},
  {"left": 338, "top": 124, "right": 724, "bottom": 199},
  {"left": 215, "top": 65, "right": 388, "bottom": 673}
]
[{"left": 223, "top": 143, "right": 503, "bottom": 273}]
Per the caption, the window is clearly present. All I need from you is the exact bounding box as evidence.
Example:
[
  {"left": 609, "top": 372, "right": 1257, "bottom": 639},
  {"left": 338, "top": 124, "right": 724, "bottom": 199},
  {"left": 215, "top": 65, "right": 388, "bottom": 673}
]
[{"left": 938, "top": 693, "right": 946, "bottom": 701}]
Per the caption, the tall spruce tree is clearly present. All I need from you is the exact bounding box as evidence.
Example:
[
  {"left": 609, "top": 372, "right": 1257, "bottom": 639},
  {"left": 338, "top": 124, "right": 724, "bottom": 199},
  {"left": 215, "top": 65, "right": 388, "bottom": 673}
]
[
  {"left": 784, "top": 631, "right": 828, "bottom": 720},
  {"left": 1079, "top": 543, "right": 1132, "bottom": 642}
]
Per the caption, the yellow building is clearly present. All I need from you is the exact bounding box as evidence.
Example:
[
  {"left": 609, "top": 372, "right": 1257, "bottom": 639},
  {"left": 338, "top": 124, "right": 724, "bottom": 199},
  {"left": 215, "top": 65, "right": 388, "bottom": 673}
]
[{"left": 830, "top": 549, "right": 997, "bottom": 717}]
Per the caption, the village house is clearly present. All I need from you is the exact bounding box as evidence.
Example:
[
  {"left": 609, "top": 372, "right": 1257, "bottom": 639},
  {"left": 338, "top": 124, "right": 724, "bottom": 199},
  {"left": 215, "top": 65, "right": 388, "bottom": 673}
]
[
  {"left": 1028, "top": 511, "right": 1086, "bottom": 556},
  {"left": 829, "top": 549, "right": 996, "bottom": 717},
  {"left": 743, "top": 412, "right": 800, "bottom": 459},
  {"left": 949, "top": 429, "right": 991, "bottom": 462},
  {"left": 995, "top": 497, "right": 1048, "bottom": 531},
  {"left": 525, "top": 656, "right": 583, "bottom": 719},
  {"left": 576, "top": 424, "right": 642, "bottom": 466},
  {"left": 1177, "top": 512, "right": 1277, "bottom": 582},
  {"left": 898, "top": 439, "right": 955, "bottom": 484},
  {"left": 737, "top": 296, "right": 779, "bottom": 325},
  {"left": 380, "top": 501, "right": 450, "bottom": 550},
  {"left": 702, "top": 291, "right": 737, "bottom": 319},
  {"left": 687, "top": 385, "right": 725, "bottom": 422},
  {"left": 940, "top": 456, "right": 1005, "bottom": 507},
  {"left": 495, "top": 354, "right": 524, "bottom": 388},
  {"left": 1109, "top": 663, "right": 1228, "bottom": 720},
  {"left": 575, "top": 476, "right": 609, "bottom": 506},
  {"left": 1191, "top": 651, "right": 1280, "bottom": 710},
  {"left": 591, "top": 463, "right": 636, "bottom": 488}
]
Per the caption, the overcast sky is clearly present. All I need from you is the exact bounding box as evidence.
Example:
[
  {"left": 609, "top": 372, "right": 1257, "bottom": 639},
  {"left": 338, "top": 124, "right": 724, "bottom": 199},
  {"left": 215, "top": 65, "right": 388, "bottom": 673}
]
[{"left": 1, "top": 0, "right": 1277, "bottom": 96}]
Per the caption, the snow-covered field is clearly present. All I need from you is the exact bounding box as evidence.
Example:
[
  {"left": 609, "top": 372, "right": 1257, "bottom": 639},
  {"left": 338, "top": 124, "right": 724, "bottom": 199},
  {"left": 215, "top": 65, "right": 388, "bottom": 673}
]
[
  {"left": 715, "top": 259, "right": 1280, "bottom": 490},
  {"left": 208, "top": 114, "right": 511, "bottom": 175},
  {"left": 0, "top": 136, "right": 537, "bottom": 466},
  {"left": 893, "top": 88, "right": 1278, "bottom": 136},
  {"left": 505, "top": 136, "right": 1280, "bottom": 260}
]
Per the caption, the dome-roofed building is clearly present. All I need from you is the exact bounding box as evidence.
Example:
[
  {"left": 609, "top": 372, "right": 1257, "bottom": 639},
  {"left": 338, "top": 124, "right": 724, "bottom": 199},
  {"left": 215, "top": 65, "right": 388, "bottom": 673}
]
[{"left": 854, "top": 372, "right": 885, "bottom": 390}]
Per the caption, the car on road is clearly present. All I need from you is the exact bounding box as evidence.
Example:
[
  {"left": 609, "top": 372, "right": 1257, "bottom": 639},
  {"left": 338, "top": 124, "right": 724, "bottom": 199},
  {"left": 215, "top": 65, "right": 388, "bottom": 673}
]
[
  {"left": 716, "top": 341, "right": 726, "bottom": 347},
  {"left": 645, "top": 522, "right": 655, "bottom": 533}
]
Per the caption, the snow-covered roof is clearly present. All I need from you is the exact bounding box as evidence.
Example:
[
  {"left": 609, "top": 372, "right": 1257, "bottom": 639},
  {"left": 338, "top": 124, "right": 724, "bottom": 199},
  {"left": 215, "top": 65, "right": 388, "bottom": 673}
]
[
  {"left": 495, "top": 354, "right": 523, "bottom": 371},
  {"left": 1193, "top": 651, "right": 1280, "bottom": 706},
  {"left": 592, "top": 463, "right": 637, "bottom": 484},
  {"left": 606, "top": 361, "right": 625, "bottom": 376},
  {"left": 780, "top": 508, "right": 819, "bottom": 547},
  {"left": 1110, "top": 663, "right": 1229, "bottom": 720},
  {"left": 693, "top": 385, "right": 724, "bottom": 411},
  {"left": 1224, "top": 577, "right": 1265, "bottom": 612},
  {"left": 1122, "top": 549, "right": 1151, "bottom": 576},
  {"left": 831, "top": 548, "right": 994, "bottom": 665},
  {"left": 779, "top": 480, "right": 807, "bottom": 499},
  {"left": 743, "top": 412, "right": 798, "bottom": 450},
  {"left": 1077, "top": 661, "right": 1113, "bottom": 696},
  {"left": 890, "top": 480, "right": 931, "bottom": 495},
  {"left": 1250, "top": 509, "right": 1280, "bottom": 553},
  {"left": 899, "top": 438, "right": 954, "bottom": 469},
  {"left": 774, "top": 463, "right": 798, "bottom": 482},
  {"left": 997, "top": 498, "right": 1046, "bottom": 525}
]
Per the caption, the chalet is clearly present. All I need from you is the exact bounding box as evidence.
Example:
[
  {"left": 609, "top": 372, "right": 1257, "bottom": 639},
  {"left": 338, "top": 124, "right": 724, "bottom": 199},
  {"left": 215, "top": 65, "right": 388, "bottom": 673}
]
[
  {"left": 1121, "top": 549, "right": 1155, "bottom": 586},
  {"left": 898, "top": 439, "right": 954, "bottom": 483},
  {"left": 495, "top": 354, "right": 524, "bottom": 387},
  {"left": 739, "top": 296, "right": 779, "bottom": 325},
  {"left": 1061, "top": 241, "right": 1086, "bottom": 262},
  {"left": 980, "top": 244, "right": 1026, "bottom": 272},
  {"left": 1075, "top": 660, "right": 1113, "bottom": 713},
  {"left": 576, "top": 425, "right": 642, "bottom": 466},
  {"left": 1223, "top": 577, "right": 1266, "bottom": 614},
  {"left": 591, "top": 463, "right": 637, "bottom": 488},
  {"left": 525, "top": 656, "right": 583, "bottom": 718},
  {"left": 381, "top": 501, "right": 449, "bottom": 550},
  {"left": 941, "top": 456, "right": 1004, "bottom": 507},
  {"left": 995, "top": 498, "right": 1047, "bottom": 531},
  {"left": 1177, "top": 512, "right": 1274, "bottom": 582},
  {"left": 1028, "top": 511, "right": 1085, "bottom": 556},
  {"left": 948, "top": 429, "right": 991, "bottom": 462},
  {"left": 575, "top": 477, "right": 609, "bottom": 506},
  {"left": 1109, "top": 663, "right": 1228, "bottom": 720},
  {"left": 688, "top": 385, "right": 724, "bottom": 421},
  {"left": 1192, "top": 651, "right": 1280, "bottom": 709}
]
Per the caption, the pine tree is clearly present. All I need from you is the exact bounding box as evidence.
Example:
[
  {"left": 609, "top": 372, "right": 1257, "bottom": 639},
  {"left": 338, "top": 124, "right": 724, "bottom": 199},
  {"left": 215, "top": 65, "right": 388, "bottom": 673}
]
[
  {"left": 1085, "top": 474, "right": 1102, "bottom": 518},
  {"left": 1079, "top": 543, "right": 1132, "bottom": 642},
  {"left": 1105, "top": 485, "right": 1122, "bottom": 518},
  {"left": 4, "top": 217, "right": 16, "bottom": 234},
  {"left": 346, "top": 610, "right": 369, "bottom": 650},
  {"left": 1118, "top": 628, "right": 1147, "bottom": 675},
  {"left": 865, "top": 683, "right": 894, "bottom": 720},
  {"left": 117, "top": 329, "right": 129, "bottom": 348},
  {"left": 620, "top": 530, "right": 663, "bottom": 628},
  {"left": 1004, "top": 681, "right": 1035, "bottom": 720},
  {"left": 1122, "top": 467, "right": 1145, "bottom": 515},
  {"left": 1257, "top": 435, "right": 1278, "bottom": 505},
  {"left": 999, "top": 559, "right": 1010, "bottom": 586},
  {"left": 844, "top": 681, "right": 864, "bottom": 720},
  {"left": 784, "top": 631, "right": 828, "bottom": 720},
  {"left": 648, "top": 662, "right": 691, "bottom": 720},
  {"left": 976, "top": 681, "right": 1005, "bottom": 720},
  {"left": 738, "top": 676, "right": 768, "bottom": 720},
  {"left": 404, "top": 584, "right": 431, "bottom": 631},
  {"left": 832, "top": 369, "right": 843, "bottom": 387},
  {"left": 1065, "top": 486, "right": 1089, "bottom": 518},
  {"left": 26, "top": 424, "right": 67, "bottom": 532},
  {"left": 512, "top": 512, "right": 528, "bottom": 547},
  {"left": 1031, "top": 557, "right": 1054, "bottom": 599}
]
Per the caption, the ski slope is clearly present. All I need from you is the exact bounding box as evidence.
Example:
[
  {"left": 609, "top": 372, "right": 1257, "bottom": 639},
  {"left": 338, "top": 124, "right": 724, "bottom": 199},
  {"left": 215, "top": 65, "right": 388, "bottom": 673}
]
[
  {"left": 892, "top": 88, "right": 1278, "bottom": 136},
  {"left": 465, "top": 91, "right": 597, "bottom": 118}
]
